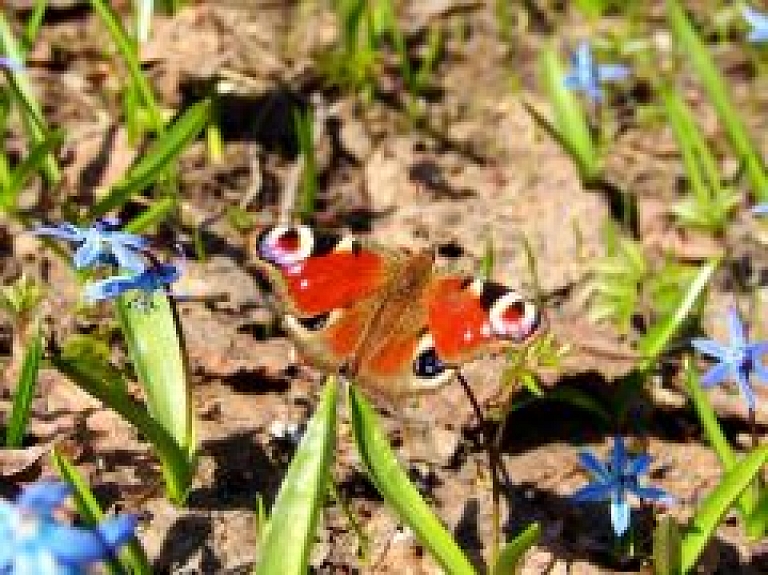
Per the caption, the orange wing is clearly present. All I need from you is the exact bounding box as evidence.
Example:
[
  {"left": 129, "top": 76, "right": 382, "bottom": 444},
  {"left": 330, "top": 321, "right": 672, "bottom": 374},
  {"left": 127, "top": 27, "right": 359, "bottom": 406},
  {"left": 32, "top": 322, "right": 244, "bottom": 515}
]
[{"left": 425, "top": 276, "right": 541, "bottom": 363}]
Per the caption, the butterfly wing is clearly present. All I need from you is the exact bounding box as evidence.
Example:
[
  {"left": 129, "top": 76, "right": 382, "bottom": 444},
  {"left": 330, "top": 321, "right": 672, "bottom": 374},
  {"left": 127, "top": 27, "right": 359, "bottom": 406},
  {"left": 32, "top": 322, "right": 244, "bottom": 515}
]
[
  {"left": 425, "top": 276, "right": 541, "bottom": 364},
  {"left": 353, "top": 275, "right": 540, "bottom": 398},
  {"left": 254, "top": 225, "right": 399, "bottom": 373},
  {"left": 254, "top": 226, "right": 541, "bottom": 398}
]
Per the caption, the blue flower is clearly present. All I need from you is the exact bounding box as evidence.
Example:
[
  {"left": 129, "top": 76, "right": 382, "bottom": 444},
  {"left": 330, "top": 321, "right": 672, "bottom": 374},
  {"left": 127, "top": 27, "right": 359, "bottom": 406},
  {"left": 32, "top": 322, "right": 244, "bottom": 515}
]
[
  {"left": 34, "top": 220, "right": 148, "bottom": 274},
  {"left": 0, "top": 481, "right": 137, "bottom": 574},
  {"left": 563, "top": 41, "right": 630, "bottom": 102},
  {"left": 83, "top": 262, "right": 181, "bottom": 304},
  {"left": 691, "top": 307, "right": 768, "bottom": 412},
  {"left": 743, "top": 6, "right": 768, "bottom": 43},
  {"left": 573, "top": 436, "right": 673, "bottom": 536},
  {"left": 752, "top": 203, "right": 768, "bottom": 215},
  {"left": 0, "top": 56, "right": 22, "bottom": 72}
]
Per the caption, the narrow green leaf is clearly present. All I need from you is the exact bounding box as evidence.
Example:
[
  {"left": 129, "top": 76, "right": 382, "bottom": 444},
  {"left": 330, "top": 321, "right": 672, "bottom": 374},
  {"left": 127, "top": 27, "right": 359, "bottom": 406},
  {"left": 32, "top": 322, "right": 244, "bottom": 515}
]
[
  {"left": 123, "top": 197, "right": 176, "bottom": 233},
  {"left": 293, "top": 107, "right": 317, "bottom": 220},
  {"left": 746, "top": 491, "right": 768, "bottom": 539},
  {"left": 667, "top": 0, "right": 768, "bottom": 201},
  {"left": 255, "top": 378, "right": 338, "bottom": 575},
  {"left": 348, "top": 386, "right": 476, "bottom": 575},
  {"left": 22, "top": 0, "right": 47, "bottom": 51},
  {"left": 538, "top": 45, "right": 600, "bottom": 182},
  {"left": 6, "top": 326, "right": 43, "bottom": 448},
  {"left": 0, "top": 13, "right": 60, "bottom": 183},
  {"left": 682, "top": 359, "right": 755, "bottom": 518},
  {"left": 88, "top": 0, "right": 163, "bottom": 131},
  {"left": 52, "top": 344, "right": 193, "bottom": 504},
  {"left": 89, "top": 98, "right": 211, "bottom": 219},
  {"left": 653, "top": 515, "right": 682, "bottom": 575},
  {"left": 116, "top": 292, "right": 194, "bottom": 459},
  {"left": 491, "top": 523, "right": 540, "bottom": 575},
  {"left": 6, "top": 129, "right": 64, "bottom": 204},
  {"left": 680, "top": 446, "right": 768, "bottom": 572},
  {"left": 637, "top": 259, "right": 717, "bottom": 367},
  {"left": 52, "top": 447, "right": 152, "bottom": 575}
]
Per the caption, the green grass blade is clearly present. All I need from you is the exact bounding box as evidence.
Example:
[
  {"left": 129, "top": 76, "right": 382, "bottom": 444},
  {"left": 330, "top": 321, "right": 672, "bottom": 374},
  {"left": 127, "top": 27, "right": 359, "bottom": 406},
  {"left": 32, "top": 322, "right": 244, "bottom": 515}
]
[
  {"left": 88, "top": 98, "right": 211, "bottom": 219},
  {"left": 5, "top": 128, "right": 64, "bottom": 206},
  {"left": 682, "top": 358, "right": 756, "bottom": 518},
  {"left": 123, "top": 197, "right": 176, "bottom": 233},
  {"left": 52, "top": 447, "right": 152, "bottom": 575},
  {"left": 661, "top": 87, "right": 711, "bottom": 205},
  {"left": 667, "top": 0, "right": 768, "bottom": 201},
  {"left": 746, "top": 491, "right": 768, "bottom": 539},
  {"left": 0, "top": 13, "right": 60, "bottom": 184},
  {"left": 116, "top": 292, "right": 194, "bottom": 458},
  {"left": 293, "top": 107, "right": 317, "bottom": 220},
  {"left": 22, "top": 0, "right": 47, "bottom": 51},
  {"left": 680, "top": 445, "right": 768, "bottom": 572},
  {"left": 653, "top": 515, "right": 682, "bottom": 575},
  {"left": 88, "top": 0, "right": 163, "bottom": 131},
  {"left": 491, "top": 523, "right": 540, "bottom": 575},
  {"left": 254, "top": 378, "right": 338, "bottom": 575},
  {"left": 5, "top": 325, "right": 42, "bottom": 448},
  {"left": 637, "top": 259, "right": 717, "bottom": 367},
  {"left": 348, "top": 386, "right": 476, "bottom": 575},
  {"left": 538, "top": 45, "right": 600, "bottom": 183},
  {"left": 51, "top": 346, "right": 193, "bottom": 505}
]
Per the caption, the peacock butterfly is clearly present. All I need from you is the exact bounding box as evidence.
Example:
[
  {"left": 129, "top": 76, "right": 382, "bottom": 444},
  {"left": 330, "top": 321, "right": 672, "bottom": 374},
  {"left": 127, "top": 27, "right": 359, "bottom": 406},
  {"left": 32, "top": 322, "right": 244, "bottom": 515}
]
[{"left": 253, "top": 225, "right": 542, "bottom": 399}]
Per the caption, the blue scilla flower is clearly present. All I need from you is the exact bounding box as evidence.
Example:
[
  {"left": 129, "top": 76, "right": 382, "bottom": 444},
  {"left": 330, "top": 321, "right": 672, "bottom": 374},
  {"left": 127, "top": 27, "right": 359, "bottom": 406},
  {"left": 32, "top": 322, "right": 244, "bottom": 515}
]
[
  {"left": 743, "top": 6, "right": 768, "bottom": 43},
  {"left": 83, "top": 262, "right": 181, "bottom": 305},
  {"left": 563, "top": 41, "right": 630, "bottom": 103},
  {"left": 0, "top": 56, "right": 23, "bottom": 72},
  {"left": 573, "top": 436, "right": 673, "bottom": 536},
  {"left": 0, "top": 481, "right": 137, "bottom": 574},
  {"left": 33, "top": 220, "right": 148, "bottom": 274},
  {"left": 691, "top": 307, "right": 768, "bottom": 412}
]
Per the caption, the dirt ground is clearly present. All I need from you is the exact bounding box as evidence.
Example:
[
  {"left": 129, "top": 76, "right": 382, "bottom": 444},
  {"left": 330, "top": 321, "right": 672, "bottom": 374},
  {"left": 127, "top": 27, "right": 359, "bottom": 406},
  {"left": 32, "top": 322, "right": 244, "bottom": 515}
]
[{"left": 3, "top": 1, "right": 768, "bottom": 573}]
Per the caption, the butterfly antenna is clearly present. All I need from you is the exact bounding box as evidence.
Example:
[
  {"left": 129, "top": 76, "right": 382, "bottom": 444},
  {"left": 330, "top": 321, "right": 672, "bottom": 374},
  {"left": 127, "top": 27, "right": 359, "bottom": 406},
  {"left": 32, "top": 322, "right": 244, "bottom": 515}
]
[{"left": 456, "top": 371, "right": 486, "bottom": 431}]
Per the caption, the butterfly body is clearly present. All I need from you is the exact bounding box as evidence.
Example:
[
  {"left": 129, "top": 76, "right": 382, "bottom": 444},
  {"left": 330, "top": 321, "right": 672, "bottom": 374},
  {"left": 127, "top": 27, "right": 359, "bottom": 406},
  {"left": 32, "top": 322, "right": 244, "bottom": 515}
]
[{"left": 254, "top": 225, "right": 541, "bottom": 398}]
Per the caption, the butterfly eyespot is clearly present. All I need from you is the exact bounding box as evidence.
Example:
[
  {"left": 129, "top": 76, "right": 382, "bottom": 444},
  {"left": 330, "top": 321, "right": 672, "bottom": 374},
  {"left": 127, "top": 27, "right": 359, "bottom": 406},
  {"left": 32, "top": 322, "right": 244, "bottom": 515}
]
[
  {"left": 411, "top": 333, "right": 449, "bottom": 379},
  {"left": 488, "top": 291, "right": 540, "bottom": 342},
  {"left": 259, "top": 225, "right": 314, "bottom": 266},
  {"left": 413, "top": 345, "right": 446, "bottom": 378},
  {"left": 297, "top": 312, "right": 331, "bottom": 331}
]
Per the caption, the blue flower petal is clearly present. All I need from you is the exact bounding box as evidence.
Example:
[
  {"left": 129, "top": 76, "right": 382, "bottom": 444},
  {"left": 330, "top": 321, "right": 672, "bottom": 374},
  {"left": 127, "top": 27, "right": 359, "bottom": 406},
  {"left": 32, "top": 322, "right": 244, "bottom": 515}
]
[
  {"left": 578, "top": 450, "right": 609, "bottom": 479},
  {"left": 597, "top": 64, "right": 630, "bottom": 82},
  {"left": 611, "top": 436, "right": 627, "bottom": 477},
  {"left": 626, "top": 453, "right": 651, "bottom": 476},
  {"left": 33, "top": 225, "right": 83, "bottom": 243},
  {"left": 42, "top": 524, "right": 112, "bottom": 565},
  {"left": 737, "top": 374, "right": 757, "bottom": 412},
  {"left": 691, "top": 338, "right": 727, "bottom": 360},
  {"left": 83, "top": 276, "right": 137, "bottom": 302},
  {"left": 632, "top": 485, "right": 673, "bottom": 503},
  {"left": 700, "top": 362, "right": 729, "bottom": 388},
  {"left": 97, "top": 514, "right": 137, "bottom": 550},
  {"left": 13, "top": 550, "right": 61, "bottom": 575},
  {"left": 111, "top": 243, "right": 148, "bottom": 274},
  {"left": 610, "top": 499, "right": 630, "bottom": 536},
  {"left": 107, "top": 231, "right": 148, "bottom": 250},
  {"left": 752, "top": 359, "right": 768, "bottom": 383},
  {"left": 743, "top": 6, "right": 768, "bottom": 42},
  {"left": 563, "top": 73, "right": 581, "bottom": 90},
  {"left": 727, "top": 307, "right": 747, "bottom": 347},
  {"left": 17, "top": 482, "right": 72, "bottom": 516},
  {"left": 572, "top": 482, "right": 613, "bottom": 502},
  {"left": 72, "top": 239, "right": 103, "bottom": 270}
]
